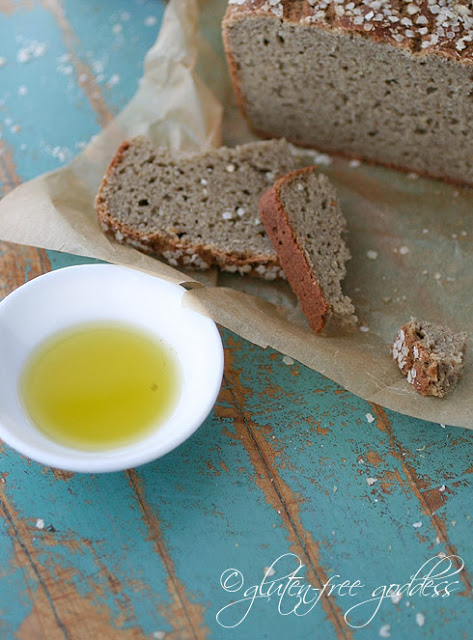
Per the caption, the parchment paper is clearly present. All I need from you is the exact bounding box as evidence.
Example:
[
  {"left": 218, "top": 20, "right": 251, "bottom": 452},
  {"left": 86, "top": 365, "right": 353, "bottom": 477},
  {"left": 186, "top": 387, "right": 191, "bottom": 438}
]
[{"left": 0, "top": 0, "right": 472, "bottom": 428}]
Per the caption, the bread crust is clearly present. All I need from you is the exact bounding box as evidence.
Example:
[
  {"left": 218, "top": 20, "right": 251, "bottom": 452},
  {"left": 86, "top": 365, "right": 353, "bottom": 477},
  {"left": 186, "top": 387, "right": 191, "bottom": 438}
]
[
  {"left": 223, "top": 1, "right": 473, "bottom": 65},
  {"left": 259, "top": 167, "right": 330, "bottom": 333},
  {"left": 95, "top": 140, "right": 285, "bottom": 279}
]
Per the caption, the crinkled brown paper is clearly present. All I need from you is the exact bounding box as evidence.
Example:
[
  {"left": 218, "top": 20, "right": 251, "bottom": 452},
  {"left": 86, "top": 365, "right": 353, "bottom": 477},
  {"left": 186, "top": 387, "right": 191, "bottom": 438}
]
[{"left": 0, "top": 0, "right": 472, "bottom": 428}]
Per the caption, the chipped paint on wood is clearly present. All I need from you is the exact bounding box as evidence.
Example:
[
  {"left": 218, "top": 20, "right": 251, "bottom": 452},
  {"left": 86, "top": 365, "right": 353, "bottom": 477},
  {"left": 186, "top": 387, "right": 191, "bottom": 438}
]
[
  {"left": 0, "top": 141, "right": 51, "bottom": 300},
  {"left": 0, "top": 0, "right": 32, "bottom": 15},
  {"left": 127, "top": 470, "right": 209, "bottom": 640},
  {"left": 40, "top": 0, "right": 114, "bottom": 128},
  {"left": 371, "top": 404, "right": 473, "bottom": 596},
  {"left": 220, "top": 362, "right": 353, "bottom": 640}
]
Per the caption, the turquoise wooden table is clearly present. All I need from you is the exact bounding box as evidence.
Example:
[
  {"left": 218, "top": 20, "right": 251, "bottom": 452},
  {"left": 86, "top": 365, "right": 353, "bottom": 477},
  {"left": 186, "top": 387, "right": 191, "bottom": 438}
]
[{"left": 1, "top": 2, "right": 473, "bottom": 639}]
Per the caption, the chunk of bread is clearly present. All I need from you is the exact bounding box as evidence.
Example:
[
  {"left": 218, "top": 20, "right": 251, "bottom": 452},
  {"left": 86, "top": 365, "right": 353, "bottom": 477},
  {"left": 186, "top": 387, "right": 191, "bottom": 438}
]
[
  {"left": 95, "top": 136, "right": 298, "bottom": 279},
  {"left": 259, "top": 166, "right": 356, "bottom": 333},
  {"left": 223, "top": 0, "right": 473, "bottom": 185},
  {"left": 392, "top": 318, "right": 467, "bottom": 397}
]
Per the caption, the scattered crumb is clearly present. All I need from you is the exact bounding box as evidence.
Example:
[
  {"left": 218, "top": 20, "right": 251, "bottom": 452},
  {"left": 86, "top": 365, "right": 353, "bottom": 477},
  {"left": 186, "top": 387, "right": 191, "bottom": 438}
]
[
  {"left": 313, "top": 152, "right": 332, "bottom": 166},
  {"left": 222, "top": 211, "right": 233, "bottom": 220},
  {"left": 57, "top": 63, "right": 73, "bottom": 76},
  {"left": 35, "top": 518, "right": 45, "bottom": 530},
  {"left": 379, "top": 624, "right": 391, "bottom": 638},
  {"left": 282, "top": 355, "right": 294, "bottom": 366},
  {"left": 440, "top": 423, "right": 446, "bottom": 428},
  {"left": 438, "top": 551, "right": 446, "bottom": 558},
  {"left": 18, "top": 85, "right": 28, "bottom": 96},
  {"left": 10, "top": 124, "right": 20, "bottom": 134},
  {"left": 439, "top": 484, "right": 446, "bottom": 492},
  {"left": 416, "top": 613, "right": 425, "bottom": 628},
  {"left": 435, "top": 536, "right": 440, "bottom": 544},
  {"left": 412, "top": 521, "right": 422, "bottom": 528},
  {"left": 153, "top": 632, "right": 166, "bottom": 640},
  {"left": 225, "top": 163, "right": 235, "bottom": 172},
  {"left": 390, "top": 592, "right": 402, "bottom": 604},
  {"left": 399, "top": 246, "right": 409, "bottom": 255},
  {"left": 366, "top": 249, "right": 378, "bottom": 260},
  {"left": 434, "top": 272, "right": 442, "bottom": 280},
  {"left": 107, "top": 73, "right": 120, "bottom": 87},
  {"left": 0, "top": 57, "right": 6, "bottom": 67},
  {"left": 112, "top": 24, "right": 123, "bottom": 34},
  {"left": 17, "top": 41, "right": 47, "bottom": 64},
  {"left": 360, "top": 326, "right": 370, "bottom": 333},
  {"left": 349, "top": 159, "right": 361, "bottom": 168},
  {"left": 366, "top": 477, "right": 378, "bottom": 486},
  {"left": 422, "top": 228, "right": 429, "bottom": 234},
  {"left": 451, "top": 520, "right": 456, "bottom": 526},
  {"left": 264, "top": 566, "right": 275, "bottom": 577},
  {"left": 421, "top": 270, "right": 428, "bottom": 276},
  {"left": 333, "top": 485, "right": 338, "bottom": 493},
  {"left": 460, "top": 230, "right": 467, "bottom": 236},
  {"left": 366, "top": 413, "right": 375, "bottom": 423},
  {"left": 144, "top": 15, "right": 158, "bottom": 26},
  {"left": 408, "top": 172, "right": 419, "bottom": 179},
  {"left": 43, "top": 145, "right": 71, "bottom": 163}
]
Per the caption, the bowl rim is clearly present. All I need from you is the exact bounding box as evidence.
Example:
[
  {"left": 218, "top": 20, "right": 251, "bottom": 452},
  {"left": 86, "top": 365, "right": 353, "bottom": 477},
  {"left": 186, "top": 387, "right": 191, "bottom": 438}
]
[{"left": 0, "top": 263, "right": 224, "bottom": 473}]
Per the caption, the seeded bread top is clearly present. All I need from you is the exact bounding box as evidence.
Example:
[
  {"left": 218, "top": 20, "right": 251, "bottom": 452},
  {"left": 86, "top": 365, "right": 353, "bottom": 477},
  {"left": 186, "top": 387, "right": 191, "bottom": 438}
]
[{"left": 225, "top": 0, "right": 473, "bottom": 61}]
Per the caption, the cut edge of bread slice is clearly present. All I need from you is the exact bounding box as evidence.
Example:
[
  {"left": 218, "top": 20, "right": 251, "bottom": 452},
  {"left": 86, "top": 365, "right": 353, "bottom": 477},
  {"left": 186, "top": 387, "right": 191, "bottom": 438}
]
[{"left": 259, "top": 166, "right": 356, "bottom": 333}]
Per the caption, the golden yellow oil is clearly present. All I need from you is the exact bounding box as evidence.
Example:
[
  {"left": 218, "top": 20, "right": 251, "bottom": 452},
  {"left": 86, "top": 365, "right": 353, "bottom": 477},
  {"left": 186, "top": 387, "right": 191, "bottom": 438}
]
[{"left": 20, "top": 323, "right": 181, "bottom": 451}]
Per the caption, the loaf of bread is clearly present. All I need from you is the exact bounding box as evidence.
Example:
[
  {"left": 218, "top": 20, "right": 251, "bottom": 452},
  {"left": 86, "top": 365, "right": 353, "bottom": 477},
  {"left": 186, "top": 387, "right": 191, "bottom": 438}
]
[
  {"left": 96, "top": 137, "right": 298, "bottom": 279},
  {"left": 260, "top": 166, "right": 355, "bottom": 333},
  {"left": 392, "top": 318, "right": 467, "bottom": 396},
  {"left": 223, "top": 0, "right": 473, "bottom": 185}
]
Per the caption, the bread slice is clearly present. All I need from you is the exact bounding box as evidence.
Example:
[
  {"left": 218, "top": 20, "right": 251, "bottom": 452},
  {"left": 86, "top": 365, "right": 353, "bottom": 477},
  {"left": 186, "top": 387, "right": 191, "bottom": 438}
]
[
  {"left": 392, "top": 318, "right": 467, "bottom": 397},
  {"left": 259, "top": 167, "right": 356, "bottom": 333},
  {"left": 95, "top": 137, "right": 298, "bottom": 279}
]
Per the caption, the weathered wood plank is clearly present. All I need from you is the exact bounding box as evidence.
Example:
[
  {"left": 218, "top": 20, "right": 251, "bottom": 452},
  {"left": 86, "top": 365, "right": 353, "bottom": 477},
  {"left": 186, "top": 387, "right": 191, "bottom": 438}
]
[
  {"left": 41, "top": 0, "right": 114, "bottom": 128},
  {"left": 0, "top": 141, "right": 51, "bottom": 299}
]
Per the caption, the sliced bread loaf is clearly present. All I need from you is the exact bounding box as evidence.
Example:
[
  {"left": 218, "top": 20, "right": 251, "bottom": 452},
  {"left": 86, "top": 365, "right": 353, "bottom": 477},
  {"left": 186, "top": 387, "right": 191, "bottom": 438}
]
[
  {"left": 223, "top": 0, "right": 473, "bottom": 185},
  {"left": 259, "top": 167, "right": 356, "bottom": 333},
  {"left": 392, "top": 318, "right": 467, "bottom": 397},
  {"left": 95, "top": 137, "right": 298, "bottom": 279}
]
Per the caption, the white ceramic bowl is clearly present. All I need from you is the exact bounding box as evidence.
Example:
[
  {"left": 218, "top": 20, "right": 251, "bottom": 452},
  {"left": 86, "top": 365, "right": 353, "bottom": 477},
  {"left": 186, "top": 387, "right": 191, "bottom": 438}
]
[{"left": 0, "top": 264, "right": 224, "bottom": 473}]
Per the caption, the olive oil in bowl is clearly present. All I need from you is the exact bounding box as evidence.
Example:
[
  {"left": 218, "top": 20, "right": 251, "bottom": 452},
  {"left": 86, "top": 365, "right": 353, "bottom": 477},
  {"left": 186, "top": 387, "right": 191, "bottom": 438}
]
[{"left": 20, "top": 323, "right": 181, "bottom": 451}]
